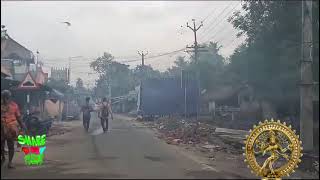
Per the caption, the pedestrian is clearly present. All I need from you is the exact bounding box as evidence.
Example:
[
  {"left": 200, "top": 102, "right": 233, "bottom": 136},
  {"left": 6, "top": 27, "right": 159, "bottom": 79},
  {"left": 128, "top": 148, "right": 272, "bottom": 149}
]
[
  {"left": 1, "top": 90, "right": 27, "bottom": 169},
  {"left": 80, "top": 97, "right": 94, "bottom": 132},
  {"left": 98, "top": 97, "right": 113, "bottom": 133}
]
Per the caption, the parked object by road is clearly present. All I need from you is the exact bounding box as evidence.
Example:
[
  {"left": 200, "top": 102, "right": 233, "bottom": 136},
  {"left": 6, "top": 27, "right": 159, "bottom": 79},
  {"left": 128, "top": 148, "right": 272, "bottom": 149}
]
[{"left": 23, "top": 113, "right": 52, "bottom": 136}]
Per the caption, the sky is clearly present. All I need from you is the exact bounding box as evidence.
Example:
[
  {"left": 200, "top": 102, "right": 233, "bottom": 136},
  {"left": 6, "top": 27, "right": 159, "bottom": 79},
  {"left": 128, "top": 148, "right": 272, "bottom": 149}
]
[{"left": 1, "top": 1, "right": 245, "bottom": 87}]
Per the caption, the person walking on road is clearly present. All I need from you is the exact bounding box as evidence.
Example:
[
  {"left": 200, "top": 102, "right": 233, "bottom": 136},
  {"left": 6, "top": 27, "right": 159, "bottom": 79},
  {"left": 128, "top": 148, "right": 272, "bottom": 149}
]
[
  {"left": 98, "top": 97, "right": 113, "bottom": 133},
  {"left": 1, "top": 90, "right": 27, "bottom": 169},
  {"left": 81, "top": 97, "right": 94, "bottom": 132}
]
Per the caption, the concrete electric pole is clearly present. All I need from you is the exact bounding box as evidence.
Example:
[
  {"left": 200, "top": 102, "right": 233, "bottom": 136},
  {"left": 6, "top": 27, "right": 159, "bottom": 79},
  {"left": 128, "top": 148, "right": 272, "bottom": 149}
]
[
  {"left": 186, "top": 19, "right": 207, "bottom": 62},
  {"left": 300, "top": 0, "right": 314, "bottom": 152},
  {"left": 138, "top": 51, "right": 148, "bottom": 68},
  {"left": 185, "top": 19, "right": 207, "bottom": 120},
  {"left": 108, "top": 61, "right": 112, "bottom": 104},
  {"left": 137, "top": 51, "right": 148, "bottom": 117}
]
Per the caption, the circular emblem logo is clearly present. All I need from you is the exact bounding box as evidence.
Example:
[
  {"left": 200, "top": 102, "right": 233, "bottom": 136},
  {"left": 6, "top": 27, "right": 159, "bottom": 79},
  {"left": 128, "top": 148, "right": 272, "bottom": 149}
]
[{"left": 243, "top": 119, "right": 303, "bottom": 179}]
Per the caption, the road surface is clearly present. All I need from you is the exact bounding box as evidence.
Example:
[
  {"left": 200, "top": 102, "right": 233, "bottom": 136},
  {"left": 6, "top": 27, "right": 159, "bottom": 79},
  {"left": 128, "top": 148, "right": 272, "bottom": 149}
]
[{"left": 1, "top": 114, "right": 241, "bottom": 179}]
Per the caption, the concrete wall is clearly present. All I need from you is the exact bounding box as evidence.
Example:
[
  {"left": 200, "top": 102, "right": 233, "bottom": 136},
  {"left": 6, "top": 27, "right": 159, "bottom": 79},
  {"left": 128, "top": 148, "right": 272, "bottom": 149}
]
[{"left": 45, "top": 100, "right": 64, "bottom": 120}]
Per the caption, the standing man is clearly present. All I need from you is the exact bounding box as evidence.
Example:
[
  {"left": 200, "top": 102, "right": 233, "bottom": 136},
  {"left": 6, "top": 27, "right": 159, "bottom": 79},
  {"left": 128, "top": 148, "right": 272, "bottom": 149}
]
[
  {"left": 1, "top": 90, "right": 27, "bottom": 168},
  {"left": 81, "top": 97, "right": 94, "bottom": 132},
  {"left": 98, "top": 97, "right": 113, "bottom": 133}
]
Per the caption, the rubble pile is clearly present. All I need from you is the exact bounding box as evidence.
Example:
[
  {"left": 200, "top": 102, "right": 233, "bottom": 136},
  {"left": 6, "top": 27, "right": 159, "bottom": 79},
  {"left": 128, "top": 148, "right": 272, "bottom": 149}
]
[
  {"left": 141, "top": 117, "right": 246, "bottom": 154},
  {"left": 152, "top": 117, "right": 217, "bottom": 145}
]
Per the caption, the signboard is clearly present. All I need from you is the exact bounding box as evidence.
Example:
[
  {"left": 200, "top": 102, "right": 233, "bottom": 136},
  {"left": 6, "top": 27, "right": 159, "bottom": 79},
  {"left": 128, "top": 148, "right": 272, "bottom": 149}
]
[{"left": 17, "top": 72, "right": 39, "bottom": 90}]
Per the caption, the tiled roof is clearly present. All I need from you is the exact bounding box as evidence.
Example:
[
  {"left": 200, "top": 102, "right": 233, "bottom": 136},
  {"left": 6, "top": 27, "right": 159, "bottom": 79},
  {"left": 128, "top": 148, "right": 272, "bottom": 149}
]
[
  {"left": 1, "top": 66, "right": 12, "bottom": 77},
  {"left": 1, "top": 34, "right": 34, "bottom": 64}
]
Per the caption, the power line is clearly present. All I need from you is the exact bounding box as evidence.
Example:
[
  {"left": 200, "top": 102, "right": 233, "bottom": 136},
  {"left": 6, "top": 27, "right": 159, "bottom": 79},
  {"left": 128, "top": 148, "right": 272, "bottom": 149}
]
[
  {"left": 198, "top": 1, "right": 234, "bottom": 39},
  {"left": 40, "top": 46, "right": 188, "bottom": 68},
  {"left": 198, "top": 1, "right": 233, "bottom": 38},
  {"left": 201, "top": 3, "right": 241, "bottom": 43},
  {"left": 222, "top": 38, "right": 238, "bottom": 49},
  {"left": 120, "top": 48, "right": 186, "bottom": 63},
  {"left": 204, "top": 26, "right": 240, "bottom": 46},
  {"left": 202, "top": 8, "right": 216, "bottom": 23},
  {"left": 200, "top": 2, "right": 241, "bottom": 42}
]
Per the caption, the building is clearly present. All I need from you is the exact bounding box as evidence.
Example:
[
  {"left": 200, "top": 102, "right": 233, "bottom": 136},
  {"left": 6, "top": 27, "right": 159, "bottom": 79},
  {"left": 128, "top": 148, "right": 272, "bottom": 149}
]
[
  {"left": 1, "top": 66, "right": 12, "bottom": 79},
  {"left": 50, "top": 67, "right": 69, "bottom": 83},
  {"left": 201, "top": 83, "right": 261, "bottom": 121},
  {"left": 1, "top": 27, "right": 59, "bottom": 122},
  {"left": 1, "top": 27, "right": 50, "bottom": 85},
  {"left": 1, "top": 27, "right": 35, "bottom": 77}
]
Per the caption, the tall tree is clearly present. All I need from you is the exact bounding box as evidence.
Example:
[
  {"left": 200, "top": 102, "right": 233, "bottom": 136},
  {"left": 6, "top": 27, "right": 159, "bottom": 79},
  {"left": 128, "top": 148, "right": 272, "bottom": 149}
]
[
  {"left": 227, "top": 0, "right": 319, "bottom": 117},
  {"left": 91, "top": 52, "right": 135, "bottom": 98},
  {"left": 166, "top": 56, "right": 189, "bottom": 77}
]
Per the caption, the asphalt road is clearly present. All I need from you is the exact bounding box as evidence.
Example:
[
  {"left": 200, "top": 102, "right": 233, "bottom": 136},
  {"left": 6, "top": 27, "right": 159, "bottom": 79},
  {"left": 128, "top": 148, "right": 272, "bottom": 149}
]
[{"left": 1, "top": 114, "right": 234, "bottom": 179}]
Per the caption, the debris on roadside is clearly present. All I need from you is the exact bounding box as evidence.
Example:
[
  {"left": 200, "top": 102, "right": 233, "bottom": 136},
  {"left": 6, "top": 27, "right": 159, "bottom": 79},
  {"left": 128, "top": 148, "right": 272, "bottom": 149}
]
[
  {"left": 314, "top": 161, "right": 319, "bottom": 173},
  {"left": 141, "top": 116, "right": 246, "bottom": 155}
]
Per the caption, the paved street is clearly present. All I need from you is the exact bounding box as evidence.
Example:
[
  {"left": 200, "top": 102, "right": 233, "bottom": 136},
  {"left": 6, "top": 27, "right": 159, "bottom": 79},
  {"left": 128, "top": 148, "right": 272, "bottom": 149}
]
[{"left": 1, "top": 114, "right": 239, "bottom": 179}]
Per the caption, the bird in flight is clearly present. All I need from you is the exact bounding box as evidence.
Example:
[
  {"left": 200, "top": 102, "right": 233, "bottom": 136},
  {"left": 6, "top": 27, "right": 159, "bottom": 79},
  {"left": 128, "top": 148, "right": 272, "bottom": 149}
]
[{"left": 61, "top": 22, "right": 71, "bottom": 26}]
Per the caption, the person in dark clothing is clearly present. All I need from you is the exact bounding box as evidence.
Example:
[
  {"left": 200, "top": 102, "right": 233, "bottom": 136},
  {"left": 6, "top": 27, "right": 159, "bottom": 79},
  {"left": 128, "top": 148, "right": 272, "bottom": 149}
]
[
  {"left": 98, "top": 97, "right": 113, "bottom": 133},
  {"left": 81, "top": 97, "right": 94, "bottom": 132}
]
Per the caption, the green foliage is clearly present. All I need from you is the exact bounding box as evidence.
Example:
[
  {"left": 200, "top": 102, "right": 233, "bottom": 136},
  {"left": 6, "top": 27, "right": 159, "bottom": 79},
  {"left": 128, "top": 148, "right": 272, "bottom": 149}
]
[
  {"left": 165, "top": 42, "right": 226, "bottom": 91},
  {"left": 46, "top": 78, "right": 72, "bottom": 94},
  {"left": 227, "top": 0, "right": 319, "bottom": 116},
  {"left": 91, "top": 54, "right": 134, "bottom": 98},
  {"left": 90, "top": 52, "right": 114, "bottom": 74},
  {"left": 91, "top": 52, "right": 164, "bottom": 98},
  {"left": 166, "top": 56, "right": 188, "bottom": 77},
  {"left": 132, "top": 64, "right": 162, "bottom": 82}
]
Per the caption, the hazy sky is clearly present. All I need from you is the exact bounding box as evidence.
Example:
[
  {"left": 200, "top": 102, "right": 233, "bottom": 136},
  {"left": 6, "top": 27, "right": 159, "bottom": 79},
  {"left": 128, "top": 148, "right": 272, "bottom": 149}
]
[{"left": 1, "top": 1, "right": 245, "bottom": 87}]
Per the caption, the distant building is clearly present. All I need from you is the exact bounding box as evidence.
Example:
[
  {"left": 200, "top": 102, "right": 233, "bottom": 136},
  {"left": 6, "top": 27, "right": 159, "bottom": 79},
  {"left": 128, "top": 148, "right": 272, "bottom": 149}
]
[{"left": 50, "top": 67, "right": 69, "bottom": 83}]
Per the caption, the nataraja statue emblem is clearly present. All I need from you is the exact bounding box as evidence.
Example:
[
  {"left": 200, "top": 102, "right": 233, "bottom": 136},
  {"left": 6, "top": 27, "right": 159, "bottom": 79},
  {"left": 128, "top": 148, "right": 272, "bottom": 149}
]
[{"left": 18, "top": 135, "right": 47, "bottom": 166}]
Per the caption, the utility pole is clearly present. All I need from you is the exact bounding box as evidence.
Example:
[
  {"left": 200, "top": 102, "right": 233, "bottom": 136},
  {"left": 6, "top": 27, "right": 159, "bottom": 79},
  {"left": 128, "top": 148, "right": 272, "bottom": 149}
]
[
  {"left": 138, "top": 51, "right": 148, "bottom": 68},
  {"left": 300, "top": 0, "right": 314, "bottom": 152},
  {"left": 138, "top": 51, "right": 148, "bottom": 116},
  {"left": 67, "top": 56, "right": 82, "bottom": 120},
  {"left": 185, "top": 19, "right": 207, "bottom": 120},
  {"left": 186, "top": 19, "right": 207, "bottom": 62},
  {"left": 181, "top": 70, "right": 188, "bottom": 119},
  {"left": 107, "top": 61, "right": 112, "bottom": 104}
]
